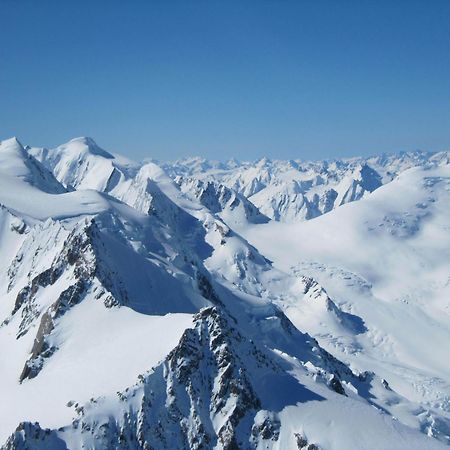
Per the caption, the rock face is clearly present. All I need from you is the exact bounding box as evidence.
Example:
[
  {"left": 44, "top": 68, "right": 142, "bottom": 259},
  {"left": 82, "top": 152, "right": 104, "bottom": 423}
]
[
  {"left": 132, "top": 307, "right": 267, "bottom": 449},
  {"left": 13, "top": 222, "right": 104, "bottom": 381},
  {"left": 19, "top": 280, "right": 86, "bottom": 382},
  {"left": 2, "top": 422, "right": 67, "bottom": 450}
]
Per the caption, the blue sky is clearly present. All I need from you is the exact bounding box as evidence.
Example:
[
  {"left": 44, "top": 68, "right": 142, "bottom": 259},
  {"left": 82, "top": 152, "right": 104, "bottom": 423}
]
[{"left": 1, "top": 0, "right": 449, "bottom": 161}]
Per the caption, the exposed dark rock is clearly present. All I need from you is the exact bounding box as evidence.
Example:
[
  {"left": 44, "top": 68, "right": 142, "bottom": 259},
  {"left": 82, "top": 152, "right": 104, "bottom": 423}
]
[
  {"left": 196, "top": 271, "right": 223, "bottom": 306},
  {"left": 329, "top": 375, "right": 346, "bottom": 396},
  {"left": 19, "top": 280, "right": 87, "bottom": 382},
  {"left": 13, "top": 266, "right": 62, "bottom": 316},
  {"left": 295, "top": 433, "right": 308, "bottom": 448},
  {"left": 294, "top": 433, "right": 320, "bottom": 450},
  {"left": 2, "top": 422, "right": 68, "bottom": 450},
  {"left": 251, "top": 413, "right": 281, "bottom": 442}
]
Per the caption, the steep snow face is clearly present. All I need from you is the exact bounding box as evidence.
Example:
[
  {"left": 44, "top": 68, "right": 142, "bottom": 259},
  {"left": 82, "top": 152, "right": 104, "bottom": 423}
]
[
  {"left": 0, "top": 138, "right": 66, "bottom": 195},
  {"left": 0, "top": 138, "right": 108, "bottom": 220},
  {"left": 34, "top": 140, "right": 450, "bottom": 225}
]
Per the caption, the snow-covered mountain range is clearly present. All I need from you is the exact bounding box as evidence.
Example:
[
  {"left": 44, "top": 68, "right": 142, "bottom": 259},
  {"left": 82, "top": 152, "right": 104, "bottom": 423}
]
[
  {"left": 1, "top": 136, "right": 449, "bottom": 449},
  {"left": 162, "top": 151, "right": 449, "bottom": 222}
]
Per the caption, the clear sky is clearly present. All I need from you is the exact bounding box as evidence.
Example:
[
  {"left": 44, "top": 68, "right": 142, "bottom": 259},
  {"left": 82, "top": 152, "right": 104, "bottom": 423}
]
[{"left": 1, "top": 0, "right": 449, "bottom": 161}]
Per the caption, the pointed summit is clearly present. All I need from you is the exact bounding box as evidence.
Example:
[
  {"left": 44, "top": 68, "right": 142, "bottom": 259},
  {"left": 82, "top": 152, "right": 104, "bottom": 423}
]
[
  {"left": 255, "top": 156, "right": 271, "bottom": 167},
  {"left": 0, "top": 136, "right": 25, "bottom": 151},
  {"left": 0, "top": 137, "right": 65, "bottom": 194},
  {"left": 0, "top": 137, "right": 30, "bottom": 164}
]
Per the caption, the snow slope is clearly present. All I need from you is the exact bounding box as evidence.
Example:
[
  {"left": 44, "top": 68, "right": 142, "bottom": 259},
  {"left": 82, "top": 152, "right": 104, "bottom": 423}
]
[
  {"left": 238, "top": 165, "right": 450, "bottom": 443},
  {"left": 0, "top": 136, "right": 448, "bottom": 449}
]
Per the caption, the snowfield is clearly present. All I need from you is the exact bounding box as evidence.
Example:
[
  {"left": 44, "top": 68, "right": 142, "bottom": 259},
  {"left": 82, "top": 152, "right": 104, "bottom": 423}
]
[
  {"left": 238, "top": 166, "right": 450, "bottom": 437},
  {"left": 0, "top": 136, "right": 449, "bottom": 449}
]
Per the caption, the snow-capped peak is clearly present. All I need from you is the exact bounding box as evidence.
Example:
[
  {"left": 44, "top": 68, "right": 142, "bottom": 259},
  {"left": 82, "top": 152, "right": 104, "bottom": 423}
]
[
  {"left": 0, "top": 136, "right": 24, "bottom": 151},
  {"left": 59, "top": 137, "right": 115, "bottom": 159},
  {"left": 0, "top": 137, "right": 66, "bottom": 195}
]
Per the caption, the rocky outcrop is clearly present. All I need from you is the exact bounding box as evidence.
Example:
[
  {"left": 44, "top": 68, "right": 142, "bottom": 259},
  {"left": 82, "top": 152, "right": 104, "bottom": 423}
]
[
  {"left": 13, "top": 219, "right": 130, "bottom": 382},
  {"left": 67, "top": 307, "right": 274, "bottom": 449},
  {"left": 294, "top": 433, "right": 320, "bottom": 450},
  {"left": 6, "top": 307, "right": 331, "bottom": 449},
  {"left": 2, "top": 422, "right": 67, "bottom": 450},
  {"left": 19, "top": 281, "right": 86, "bottom": 382}
]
